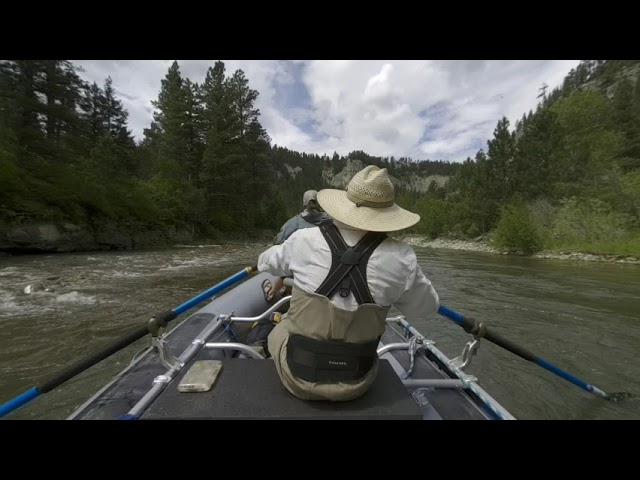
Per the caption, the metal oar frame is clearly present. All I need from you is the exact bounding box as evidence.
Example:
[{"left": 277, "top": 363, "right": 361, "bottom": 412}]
[{"left": 126, "top": 295, "right": 514, "bottom": 420}]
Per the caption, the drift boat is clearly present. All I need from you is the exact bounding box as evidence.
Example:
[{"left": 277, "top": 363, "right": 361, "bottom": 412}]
[
  {"left": 66, "top": 270, "right": 513, "bottom": 420},
  {"left": 1, "top": 267, "right": 623, "bottom": 421}
]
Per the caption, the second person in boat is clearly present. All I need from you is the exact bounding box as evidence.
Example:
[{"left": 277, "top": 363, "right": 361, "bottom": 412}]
[{"left": 263, "top": 189, "right": 332, "bottom": 302}]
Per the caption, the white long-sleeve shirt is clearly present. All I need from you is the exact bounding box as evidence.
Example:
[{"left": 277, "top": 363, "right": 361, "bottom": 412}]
[{"left": 257, "top": 221, "right": 440, "bottom": 323}]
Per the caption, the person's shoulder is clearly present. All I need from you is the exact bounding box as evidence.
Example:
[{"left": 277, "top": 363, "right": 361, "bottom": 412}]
[
  {"left": 278, "top": 214, "right": 303, "bottom": 234},
  {"left": 285, "top": 224, "right": 322, "bottom": 243},
  {"left": 297, "top": 225, "right": 324, "bottom": 239},
  {"left": 380, "top": 234, "right": 414, "bottom": 248},
  {"left": 379, "top": 235, "right": 418, "bottom": 262},
  {"left": 275, "top": 215, "right": 304, "bottom": 244},
  {"left": 282, "top": 214, "right": 301, "bottom": 226}
]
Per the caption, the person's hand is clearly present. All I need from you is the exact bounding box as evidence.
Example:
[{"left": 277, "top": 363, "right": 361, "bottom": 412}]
[{"left": 266, "top": 276, "right": 285, "bottom": 301}]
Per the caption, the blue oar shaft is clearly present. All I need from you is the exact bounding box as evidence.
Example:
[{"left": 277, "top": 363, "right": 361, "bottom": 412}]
[
  {"left": 173, "top": 266, "right": 255, "bottom": 316},
  {"left": 437, "top": 305, "right": 611, "bottom": 400},
  {"left": 0, "top": 387, "right": 39, "bottom": 417},
  {"left": 437, "top": 305, "right": 465, "bottom": 325},
  {"left": 535, "top": 358, "right": 609, "bottom": 399}
]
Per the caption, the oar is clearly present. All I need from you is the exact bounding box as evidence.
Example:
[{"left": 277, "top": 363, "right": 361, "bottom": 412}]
[
  {"left": 437, "top": 305, "right": 631, "bottom": 402},
  {"left": 0, "top": 265, "right": 258, "bottom": 418}
]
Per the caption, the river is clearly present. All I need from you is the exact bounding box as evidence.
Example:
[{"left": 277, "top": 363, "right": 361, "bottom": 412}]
[{"left": 1, "top": 243, "right": 638, "bottom": 420}]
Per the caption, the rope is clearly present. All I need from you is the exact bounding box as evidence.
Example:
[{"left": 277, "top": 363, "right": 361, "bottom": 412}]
[{"left": 403, "top": 335, "right": 424, "bottom": 379}]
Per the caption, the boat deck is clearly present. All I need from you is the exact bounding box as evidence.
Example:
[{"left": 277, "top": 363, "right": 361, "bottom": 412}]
[{"left": 141, "top": 358, "right": 424, "bottom": 420}]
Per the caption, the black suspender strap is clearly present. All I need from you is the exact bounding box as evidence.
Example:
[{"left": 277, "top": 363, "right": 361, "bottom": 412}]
[{"left": 315, "top": 223, "right": 387, "bottom": 305}]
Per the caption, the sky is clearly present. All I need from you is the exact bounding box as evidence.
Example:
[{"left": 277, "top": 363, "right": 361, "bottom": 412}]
[{"left": 72, "top": 60, "right": 581, "bottom": 163}]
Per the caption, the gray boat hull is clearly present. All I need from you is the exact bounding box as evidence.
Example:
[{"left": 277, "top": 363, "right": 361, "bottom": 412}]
[{"left": 68, "top": 272, "right": 514, "bottom": 420}]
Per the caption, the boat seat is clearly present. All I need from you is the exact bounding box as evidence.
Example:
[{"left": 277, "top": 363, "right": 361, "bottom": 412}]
[{"left": 141, "top": 357, "right": 424, "bottom": 420}]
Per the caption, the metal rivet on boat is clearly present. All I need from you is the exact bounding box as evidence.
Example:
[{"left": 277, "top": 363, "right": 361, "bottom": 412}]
[{"left": 153, "top": 375, "right": 172, "bottom": 384}]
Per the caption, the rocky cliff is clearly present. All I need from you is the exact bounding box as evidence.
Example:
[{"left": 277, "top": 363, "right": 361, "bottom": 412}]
[{"left": 318, "top": 159, "right": 449, "bottom": 192}]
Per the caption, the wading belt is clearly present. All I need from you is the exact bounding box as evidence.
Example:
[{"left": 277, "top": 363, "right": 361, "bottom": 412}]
[{"left": 287, "top": 334, "right": 380, "bottom": 382}]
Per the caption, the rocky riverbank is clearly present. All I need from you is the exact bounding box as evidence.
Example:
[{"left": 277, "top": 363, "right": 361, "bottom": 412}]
[
  {"left": 0, "top": 220, "right": 194, "bottom": 254},
  {"left": 0, "top": 219, "right": 275, "bottom": 255},
  {"left": 399, "top": 234, "right": 640, "bottom": 265}
]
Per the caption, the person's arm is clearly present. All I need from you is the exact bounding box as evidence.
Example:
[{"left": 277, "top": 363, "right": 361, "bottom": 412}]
[
  {"left": 274, "top": 226, "right": 286, "bottom": 245},
  {"left": 274, "top": 229, "right": 285, "bottom": 245},
  {"left": 392, "top": 253, "right": 439, "bottom": 323},
  {"left": 258, "top": 232, "right": 298, "bottom": 277}
]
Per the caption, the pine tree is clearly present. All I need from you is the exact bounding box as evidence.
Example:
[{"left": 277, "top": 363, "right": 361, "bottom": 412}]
[
  {"left": 486, "top": 116, "right": 517, "bottom": 205},
  {"left": 611, "top": 78, "right": 640, "bottom": 171},
  {"left": 149, "top": 61, "right": 191, "bottom": 179},
  {"left": 512, "top": 106, "right": 565, "bottom": 200}
]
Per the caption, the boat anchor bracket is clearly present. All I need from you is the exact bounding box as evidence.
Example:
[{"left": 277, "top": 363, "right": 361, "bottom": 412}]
[
  {"left": 475, "top": 322, "right": 487, "bottom": 339},
  {"left": 449, "top": 337, "right": 481, "bottom": 371},
  {"left": 152, "top": 336, "right": 184, "bottom": 370},
  {"left": 148, "top": 310, "right": 178, "bottom": 337}
]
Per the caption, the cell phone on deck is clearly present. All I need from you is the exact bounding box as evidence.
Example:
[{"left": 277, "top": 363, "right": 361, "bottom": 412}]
[{"left": 177, "top": 360, "right": 223, "bottom": 393}]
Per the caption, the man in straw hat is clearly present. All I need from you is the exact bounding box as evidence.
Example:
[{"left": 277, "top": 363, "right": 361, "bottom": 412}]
[{"left": 256, "top": 165, "right": 440, "bottom": 401}]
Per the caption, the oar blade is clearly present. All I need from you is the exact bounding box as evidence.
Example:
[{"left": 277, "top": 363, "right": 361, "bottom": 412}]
[{"left": 608, "top": 391, "right": 633, "bottom": 402}]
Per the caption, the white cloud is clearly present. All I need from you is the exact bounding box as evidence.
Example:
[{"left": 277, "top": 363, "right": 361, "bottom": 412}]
[
  {"left": 72, "top": 59, "right": 581, "bottom": 163},
  {"left": 260, "top": 107, "right": 313, "bottom": 151}
]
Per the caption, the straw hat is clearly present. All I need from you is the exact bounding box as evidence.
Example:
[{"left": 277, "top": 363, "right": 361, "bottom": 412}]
[{"left": 317, "top": 165, "right": 420, "bottom": 232}]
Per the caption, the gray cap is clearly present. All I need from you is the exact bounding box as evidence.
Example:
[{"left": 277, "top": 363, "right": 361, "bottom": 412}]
[{"left": 303, "top": 190, "right": 318, "bottom": 207}]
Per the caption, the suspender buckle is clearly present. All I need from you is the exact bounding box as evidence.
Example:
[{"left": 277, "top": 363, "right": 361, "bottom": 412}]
[{"left": 339, "top": 278, "right": 351, "bottom": 298}]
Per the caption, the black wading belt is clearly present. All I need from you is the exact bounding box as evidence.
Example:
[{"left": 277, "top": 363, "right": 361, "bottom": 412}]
[{"left": 287, "top": 334, "right": 380, "bottom": 382}]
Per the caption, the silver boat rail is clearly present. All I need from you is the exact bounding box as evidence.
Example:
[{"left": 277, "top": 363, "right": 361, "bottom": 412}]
[
  {"left": 227, "top": 296, "right": 292, "bottom": 323},
  {"left": 385, "top": 315, "right": 516, "bottom": 420},
  {"left": 122, "top": 314, "right": 228, "bottom": 419}
]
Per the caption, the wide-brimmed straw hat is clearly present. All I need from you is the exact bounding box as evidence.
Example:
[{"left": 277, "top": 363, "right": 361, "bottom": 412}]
[{"left": 317, "top": 165, "right": 420, "bottom": 232}]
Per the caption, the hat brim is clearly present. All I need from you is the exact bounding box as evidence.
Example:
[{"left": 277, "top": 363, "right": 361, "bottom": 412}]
[{"left": 317, "top": 189, "right": 420, "bottom": 232}]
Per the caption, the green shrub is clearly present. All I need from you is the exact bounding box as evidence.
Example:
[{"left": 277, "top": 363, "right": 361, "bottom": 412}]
[
  {"left": 551, "top": 197, "right": 633, "bottom": 243},
  {"left": 491, "top": 201, "right": 543, "bottom": 254}
]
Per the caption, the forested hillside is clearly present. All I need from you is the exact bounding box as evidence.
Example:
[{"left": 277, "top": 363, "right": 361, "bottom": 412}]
[
  {"left": 0, "top": 60, "right": 455, "bottom": 252},
  {"left": 1, "top": 59, "right": 639, "bottom": 256},
  {"left": 407, "top": 60, "right": 640, "bottom": 256}
]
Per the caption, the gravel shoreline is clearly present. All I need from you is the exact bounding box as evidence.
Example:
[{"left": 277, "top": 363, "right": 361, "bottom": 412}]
[{"left": 399, "top": 235, "right": 640, "bottom": 265}]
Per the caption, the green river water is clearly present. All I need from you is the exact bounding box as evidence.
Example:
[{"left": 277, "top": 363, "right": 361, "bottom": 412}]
[{"left": 0, "top": 243, "right": 638, "bottom": 420}]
